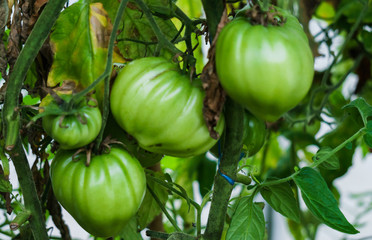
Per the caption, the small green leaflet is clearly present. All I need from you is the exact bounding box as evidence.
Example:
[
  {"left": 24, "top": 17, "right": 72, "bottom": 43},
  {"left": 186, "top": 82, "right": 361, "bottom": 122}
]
[
  {"left": 0, "top": 178, "right": 12, "bottom": 193},
  {"left": 363, "top": 120, "right": 372, "bottom": 148},
  {"left": 137, "top": 174, "right": 168, "bottom": 230},
  {"left": 312, "top": 146, "right": 340, "bottom": 170},
  {"left": 343, "top": 97, "right": 372, "bottom": 127},
  {"left": 226, "top": 196, "right": 265, "bottom": 240},
  {"left": 293, "top": 167, "right": 359, "bottom": 234},
  {"left": 260, "top": 182, "right": 300, "bottom": 222},
  {"left": 119, "top": 216, "right": 142, "bottom": 240}
]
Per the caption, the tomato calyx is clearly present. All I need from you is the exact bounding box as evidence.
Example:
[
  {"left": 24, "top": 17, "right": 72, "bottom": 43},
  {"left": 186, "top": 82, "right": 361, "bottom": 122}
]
[
  {"left": 72, "top": 136, "right": 124, "bottom": 166},
  {"left": 238, "top": 4, "right": 286, "bottom": 27}
]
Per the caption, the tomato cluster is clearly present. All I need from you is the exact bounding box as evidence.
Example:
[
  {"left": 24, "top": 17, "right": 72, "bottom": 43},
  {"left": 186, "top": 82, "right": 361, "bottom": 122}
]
[{"left": 43, "top": 4, "right": 313, "bottom": 238}]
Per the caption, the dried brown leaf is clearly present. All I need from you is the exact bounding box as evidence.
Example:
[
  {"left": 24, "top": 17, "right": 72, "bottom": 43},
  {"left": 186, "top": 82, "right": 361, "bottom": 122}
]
[
  {"left": 6, "top": 1, "right": 21, "bottom": 73},
  {"left": 201, "top": 10, "right": 228, "bottom": 139}
]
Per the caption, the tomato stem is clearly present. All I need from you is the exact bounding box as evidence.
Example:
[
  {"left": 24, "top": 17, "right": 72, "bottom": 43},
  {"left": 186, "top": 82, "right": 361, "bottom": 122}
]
[
  {"left": 203, "top": 98, "right": 245, "bottom": 240},
  {"left": 2, "top": 0, "right": 68, "bottom": 238}
]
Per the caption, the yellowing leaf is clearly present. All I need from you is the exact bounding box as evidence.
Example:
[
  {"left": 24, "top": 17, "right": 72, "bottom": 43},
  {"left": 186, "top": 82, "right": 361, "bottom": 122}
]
[{"left": 48, "top": 2, "right": 125, "bottom": 104}]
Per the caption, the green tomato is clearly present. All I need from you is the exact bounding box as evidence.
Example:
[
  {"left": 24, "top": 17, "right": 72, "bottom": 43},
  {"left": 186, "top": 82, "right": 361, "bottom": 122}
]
[
  {"left": 215, "top": 8, "right": 314, "bottom": 122},
  {"left": 210, "top": 110, "right": 266, "bottom": 158},
  {"left": 110, "top": 57, "right": 225, "bottom": 157},
  {"left": 42, "top": 98, "right": 102, "bottom": 149},
  {"left": 50, "top": 147, "right": 146, "bottom": 238}
]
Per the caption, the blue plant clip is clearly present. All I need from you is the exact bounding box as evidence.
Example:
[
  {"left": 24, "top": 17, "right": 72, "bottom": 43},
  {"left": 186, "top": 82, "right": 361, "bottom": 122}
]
[{"left": 217, "top": 139, "right": 235, "bottom": 185}]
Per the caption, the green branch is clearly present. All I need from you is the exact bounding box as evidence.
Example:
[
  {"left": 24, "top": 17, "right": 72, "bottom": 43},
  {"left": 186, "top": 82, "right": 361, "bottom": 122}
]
[
  {"left": 259, "top": 127, "right": 366, "bottom": 188},
  {"left": 147, "top": 184, "right": 182, "bottom": 232},
  {"left": 147, "top": 173, "right": 202, "bottom": 236},
  {"left": 308, "top": 0, "right": 368, "bottom": 117},
  {"left": 2, "top": 0, "right": 68, "bottom": 239},
  {"left": 203, "top": 98, "right": 244, "bottom": 240}
]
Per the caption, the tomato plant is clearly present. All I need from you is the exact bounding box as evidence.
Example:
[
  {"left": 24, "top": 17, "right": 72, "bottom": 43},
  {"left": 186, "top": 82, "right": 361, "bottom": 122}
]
[
  {"left": 215, "top": 7, "right": 314, "bottom": 122},
  {"left": 1, "top": 0, "right": 371, "bottom": 240},
  {"left": 42, "top": 97, "right": 102, "bottom": 149},
  {"left": 110, "top": 57, "right": 225, "bottom": 157},
  {"left": 50, "top": 147, "right": 146, "bottom": 238}
]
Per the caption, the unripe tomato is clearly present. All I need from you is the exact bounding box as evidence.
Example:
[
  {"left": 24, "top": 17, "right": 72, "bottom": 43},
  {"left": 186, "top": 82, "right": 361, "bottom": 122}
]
[
  {"left": 215, "top": 8, "right": 314, "bottom": 122},
  {"left": 42, "top": 97, "right": 102, "bottom": 149},
  {"left": 110, "top": 57, "right": 225, "bottom": 157},
  {"left": 50, "top": 147, "right": 146, "bottom": 237}
]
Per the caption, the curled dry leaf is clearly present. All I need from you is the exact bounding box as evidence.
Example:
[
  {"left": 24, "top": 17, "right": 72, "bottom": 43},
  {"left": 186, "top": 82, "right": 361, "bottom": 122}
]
[
  {"left": 201, "top": 10, "right": 228, "bottom": 139},
  {"left": 6, "top": 0, "right": 21, "bottom": 73}
]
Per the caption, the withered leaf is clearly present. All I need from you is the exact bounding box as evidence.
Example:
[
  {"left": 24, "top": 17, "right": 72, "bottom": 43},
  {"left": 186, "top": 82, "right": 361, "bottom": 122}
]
[{"left": 201, "top": 10, "right": 228, "bottom": 139}]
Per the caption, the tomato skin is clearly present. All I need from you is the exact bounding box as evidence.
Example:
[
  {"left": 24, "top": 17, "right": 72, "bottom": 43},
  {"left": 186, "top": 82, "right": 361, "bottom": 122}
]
[
  {"left": 215, "top": 9, "right": 314, "bottom": 122},
  {"left": 42, "top": 101, "right": 102, "bottom": 149},
  {"left": 50, "top": 147, "right": 146, "bottom": 238},
  {"left": 110, "top": 57, "right": 225, "bottom": 157}
]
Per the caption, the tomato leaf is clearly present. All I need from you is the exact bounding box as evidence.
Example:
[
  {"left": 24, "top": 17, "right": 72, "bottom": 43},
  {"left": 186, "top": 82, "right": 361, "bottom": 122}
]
[
  {"left": 92, "top": 0, "right": 179, "bottom": 59},
  {"left": 363, "top": 121, "right": 372, "bottom": 148},
  {"left": 312, "top": 146, "right": 340, "bottom": 170},
  {"left": 137, "top": 173, "right": 168, "bottom": 230},
  {"left": 48, "top": 2, "right": 125, "bottom": 103},
  {"left": 226, "top": 196, "right": 265, "bottom": 240},
  {"left": 0, "top": 178, "right": 12, "bottom": 193},
  {"left": 343, "top": 98, "right": 372, "bottom": 127},
  {"left": 119, "top": 216, "right": 142, "bottom": 240},
  {"left": 293, "top": 167, "right": 359, "bottom": 234},
  {"left": 260, "top": 182, "right": 300, "bottom": 222},
  {"left": 197, "top": 157, "right": 217, "bottom": 197}
]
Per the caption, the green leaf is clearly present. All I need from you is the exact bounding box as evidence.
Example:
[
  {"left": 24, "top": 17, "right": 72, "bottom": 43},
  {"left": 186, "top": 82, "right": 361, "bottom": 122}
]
[
  {"left": 260, "top": 182, "right": 300, "bottom": 222},
  {"left": 363, "top": 120, "right": 372, "bottom": 148},
  {"left": 48, "top": 2, "right": 125, "bottom": 104},
  {"left": 226, "top": 196, "right": 265, "bottom": 240},
  {"left": 93, "top": 0, "right": 179, "bottom": 60},
  {"left": 313, "top": 146, "right": 340, "bottom": 170},
  {"left": 293, "top": 167, "right": 359, "bottom": 234},
  {"left": 119, "top": 216, "right": 142, "bottom": 240},
  {"left": 197, "top": 157, "right": 217, "bottom": 197},
  {"left": 360, "top": 30, "right": 372, "bottom": 55},
  {"left": 363, "top": 133, "right": 372, "bottom": 148},
  {"left": 137, "top": 173, "right": 168, "bottom": 230},
  {"left": 22, "top": 95, "right": 40, "bottom": 106},
  {"left": 343, "top": 97, "right": 372, "bottom": 127},
  {"left": 0, "top": 178, "right": 12, "bottom": 193}
]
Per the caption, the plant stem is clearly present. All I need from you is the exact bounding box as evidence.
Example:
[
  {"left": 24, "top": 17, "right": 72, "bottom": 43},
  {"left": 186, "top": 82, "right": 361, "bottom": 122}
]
[
  {"left": 147, "top": 174, "right": 202, "bottom": 236},
  {"left": 3, "top": 0, "right": 67, "bottom": 150},
  {"left": 201, "top": 0, "right": 225, "bottom": 42},
  {"left": 2, "top": 0, "right": 68, "bottom": 239},
  {"left": 203, "top": 98, "right": 244, "bottom": 240},
  {"left": 135, "top": 0, "right": 183, "bottom": 56},
  {"left": 147, "top": 184, "right": 182, "bottom": 232}
]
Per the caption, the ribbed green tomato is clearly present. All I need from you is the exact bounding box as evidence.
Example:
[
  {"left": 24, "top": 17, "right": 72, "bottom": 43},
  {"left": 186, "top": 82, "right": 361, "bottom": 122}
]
[
  {"left": 215, "top": 8, "right": 314, "bottom": 122},
  {"left": 110, "top": 57, "right": 224, "bottom": 157},
  {"left": 42, "top": 98, "right": 102, "bottom": 149},
  {"left": 50, "top": 147, "right": 146, "bottom": 238}
]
